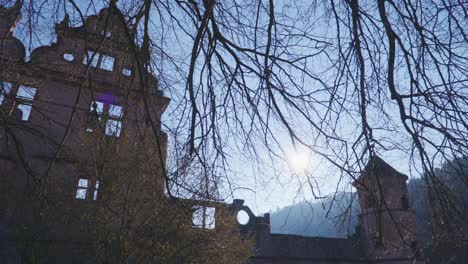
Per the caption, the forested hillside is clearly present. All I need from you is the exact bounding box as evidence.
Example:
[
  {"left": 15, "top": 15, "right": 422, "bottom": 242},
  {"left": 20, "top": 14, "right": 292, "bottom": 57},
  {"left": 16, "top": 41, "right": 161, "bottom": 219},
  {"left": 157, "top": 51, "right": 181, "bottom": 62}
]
[
  {"left": 270, "top": 158, "right": 467, "bottom": 249},
  {"left": 270, "top": 192, "right": 360, "bottom": 238}
]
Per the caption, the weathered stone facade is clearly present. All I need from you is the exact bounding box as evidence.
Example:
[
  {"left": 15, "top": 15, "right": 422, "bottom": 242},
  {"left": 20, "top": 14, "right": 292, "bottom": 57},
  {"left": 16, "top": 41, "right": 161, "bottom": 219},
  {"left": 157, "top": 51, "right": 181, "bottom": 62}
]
[{"left": 1, "top": 3, "right": 424, "bottom": 264}]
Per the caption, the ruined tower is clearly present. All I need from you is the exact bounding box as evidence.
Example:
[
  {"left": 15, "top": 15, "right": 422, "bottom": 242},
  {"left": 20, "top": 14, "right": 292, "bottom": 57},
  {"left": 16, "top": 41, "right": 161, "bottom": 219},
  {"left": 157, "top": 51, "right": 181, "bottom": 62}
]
[
  {"left": 1, "top": 2, "right": 428, "bottom": 264},
  {"left": 354, "top": 156, "right": 422, "bottom": 263},
  {"left": 1, "top": 4, "right": 169, "bottom": 263}
]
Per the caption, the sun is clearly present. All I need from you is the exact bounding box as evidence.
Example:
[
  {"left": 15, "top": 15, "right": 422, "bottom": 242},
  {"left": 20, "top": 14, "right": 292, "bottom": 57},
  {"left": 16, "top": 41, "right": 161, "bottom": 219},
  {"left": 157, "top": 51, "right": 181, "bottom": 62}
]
[{"left": 288, "top": 149, "right": 310, "bottom": 173}]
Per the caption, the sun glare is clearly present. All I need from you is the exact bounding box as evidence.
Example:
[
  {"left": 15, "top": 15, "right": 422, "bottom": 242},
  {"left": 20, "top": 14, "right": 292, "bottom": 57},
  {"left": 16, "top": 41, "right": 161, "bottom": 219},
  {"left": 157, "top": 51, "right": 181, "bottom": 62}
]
[{"left": 288, "top": 149, "right": 310, "bottom": 173}]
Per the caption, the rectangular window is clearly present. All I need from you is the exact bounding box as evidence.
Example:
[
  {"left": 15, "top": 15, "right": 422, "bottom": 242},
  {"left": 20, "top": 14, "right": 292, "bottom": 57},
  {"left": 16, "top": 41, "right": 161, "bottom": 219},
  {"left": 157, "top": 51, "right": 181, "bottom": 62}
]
[
  {"left": 105, "top": 104, "right": 123, "bottom": 137},
  {"left": 0, "top": 84, "right": 37, "bottom": 121},
  {"left": 100, "top": 55, "right": 115, "bottom": 71},
  {"left": 192, "top": 206, "right": 216, "bottom": 229},
  {"left": 192, "top": 206, "right": 204, "bottom": 228},
  {"left": 205, "top": 207, "right": 216, "bottom": 229},
  {"left": 104, "top": 119, "right": 122, "bottom": 137},
  {"left": 15, "top": 86, "right": 37, "bottom": 121},
  {"left": 93, "top": 180, "right": 100, "bottom": 200},
  {"left": 86, "top": 101, "right": 123, "bottom": 137},
  {"left": 75, "top": 179, "right": 89, "bottom": 199},
  {"left": 83, "top": 50, "right": 115, "bottom": 71},
  {"left": 0, "top": 81, "right": 12, "bottom": 105},
  {"left": 85, "top": 101, "right": 104, "bottom": 132},
  {"left": 75, "top": 178, "right": 100, "bottom": 201},
  {"left": 84, "top": 50, "right": 99, "bottom": 67}
]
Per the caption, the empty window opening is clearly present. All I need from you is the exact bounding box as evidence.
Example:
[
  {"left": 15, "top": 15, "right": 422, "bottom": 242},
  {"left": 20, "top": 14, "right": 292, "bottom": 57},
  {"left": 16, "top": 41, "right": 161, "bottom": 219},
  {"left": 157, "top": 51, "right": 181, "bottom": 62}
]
[
  {"left": 83, "top": 50, "right": 115, "bottom": 71},
  {"left": 0, "top": 83, "right": 37, "bottom": 121},
  {"left": 100, "top": 55, "right": 115, "bottom": 71},
  {"left": 237, "top": 210, "right": 250, "bottom": 225},
  {"left": 86, "top": 101, "right": 123, "bottom": 137},
  {"left": 0, "top": 81, "right": 36, "bottom": 121},
  {"left": 0, "top": 81, "right": 12, "bottom": 105},
  {"left": 205, "top": 207, "right": 216, "bottom": 229},
  {"left": 63, "top": 53, "right": 75, "bottom": 62},
  {"left": 93, "top": 180, "right": 100, "bottom": 200},
  {"left": 122, "top": 68, "right": 132, "bottom": 77},
  {"left": 75, "top": 179, "right": 89, "bottom": 199},
  {"left": 15, "top": 86, "right": 36, "bottom": 121},
  {"left": 75, "top": 178, "right": 100, "bottom": 200},
  {"left": 102, "top": 30, "right": 112, "bottom": 38},
  {"left": 85, "top": 101, "right": 104, "bottom": 132},
  {"left": 84, "top": 50, "right": 99, "bottom": 67},
  {"left": 192, "top": 206, "right": 216, "bottom": 229},
  {"left": 105, "top": 104, "right": 123, "bottom": 137},
  {"left": 192, "top": 206, "right": 204, "bottom": 228}
]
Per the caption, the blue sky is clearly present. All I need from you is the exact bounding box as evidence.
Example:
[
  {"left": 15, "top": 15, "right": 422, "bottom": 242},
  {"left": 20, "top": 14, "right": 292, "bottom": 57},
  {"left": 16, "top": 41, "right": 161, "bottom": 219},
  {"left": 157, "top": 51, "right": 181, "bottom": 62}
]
[{"left": 8, "top": 0, "right": 464, "bottom": 216}]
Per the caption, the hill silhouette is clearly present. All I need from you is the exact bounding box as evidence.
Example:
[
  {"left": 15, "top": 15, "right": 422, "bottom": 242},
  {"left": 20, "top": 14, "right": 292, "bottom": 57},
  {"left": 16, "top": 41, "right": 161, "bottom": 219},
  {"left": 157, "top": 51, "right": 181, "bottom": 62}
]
[{"left": 270, "top": 157, "right": 467, "bottom": 249}]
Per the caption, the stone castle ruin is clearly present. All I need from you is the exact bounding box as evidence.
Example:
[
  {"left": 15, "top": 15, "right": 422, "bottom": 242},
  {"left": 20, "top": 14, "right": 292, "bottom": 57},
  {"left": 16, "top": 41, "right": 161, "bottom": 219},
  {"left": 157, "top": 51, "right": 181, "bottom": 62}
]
[{"left": 0, "top": 2, "right": 424, "bottom": 263}]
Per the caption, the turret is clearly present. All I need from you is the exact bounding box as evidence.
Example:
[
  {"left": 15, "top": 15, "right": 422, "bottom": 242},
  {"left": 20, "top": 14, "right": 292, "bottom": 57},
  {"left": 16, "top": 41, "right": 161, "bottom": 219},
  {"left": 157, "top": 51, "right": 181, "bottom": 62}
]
[{"left": 354, "top": 156, "right": 420, "bottom": 261}]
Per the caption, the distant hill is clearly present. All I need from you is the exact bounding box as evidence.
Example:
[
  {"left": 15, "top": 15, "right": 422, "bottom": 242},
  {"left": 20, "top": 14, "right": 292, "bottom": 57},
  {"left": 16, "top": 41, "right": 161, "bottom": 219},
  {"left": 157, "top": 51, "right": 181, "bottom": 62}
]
[
  {"left": 270, "top": 158, "right": 467, "bottom": 247},
  {"left": 270, "top": 192, "right": 360, "bottom": 238}
]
